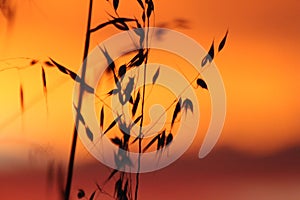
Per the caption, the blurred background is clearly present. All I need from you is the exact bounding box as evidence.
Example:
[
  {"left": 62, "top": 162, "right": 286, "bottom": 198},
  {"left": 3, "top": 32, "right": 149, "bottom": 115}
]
[{"left": 0, "top": 0, "right": 299, "bottom": 199}]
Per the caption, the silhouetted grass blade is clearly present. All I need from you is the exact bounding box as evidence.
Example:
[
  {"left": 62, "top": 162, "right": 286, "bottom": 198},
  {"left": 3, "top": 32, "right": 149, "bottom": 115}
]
[
  {"left": 106, "top": 169, "right": 118, "bottom": 183},
  {"left": 146, "top": 0, "right": 154, "bottom": 18},
  {"left": 201, "top": 41, "right": 214, "bottom": 67},
  {"left": 49, "top": 58, "right": 79, "bottom": 82},
  {"left": 133, "top": 115, "right": 142, "bottom": 125},
  {"left": 166, "top": 133, "right": 173, "bottom": 146},
  {"left": 129, "top": 96, "right": 134, "bottom": 104},
  {"left": 182, "top": 98, "right": 193, "bottom": 113},
  {"left": 86, "top": 126, "right": 94, "bottom": 142},
  {"left": 100, "top": 106, "right": 104, "bottom": 129},
  {"left": 208, "top": 40, "right": 215, "bottom": 61},
  {"left": 124, "top": 180, "right": 129, "bottom": 196},
  {"left": 20, "top": 85, "right": 24, "bottom": 112},
  {"left": 113, "top": 0, "right": 119, "bottom": 11},
  {"left": 132, "top": 90, "right": 140, "bottom": 116},
  {"left": 118, "top": 64, "right": 127, "bottom": 78},
  {"left": 49, "top": 58, "right": 69, "bottom": 74},
  {"left": 90, "top": 18, "right": 135, "bottom": 33},
  {"left": 114, "top": 72, "right": 121, "bottom": 90},
  {"left": 77, "top": 189, "right": 85, "bottom": 199},
  {"left": 108, "top": 89, "right": 119, "bottom": 96},
  {"left": 99, "top": 46, "right": 116, "bottom": 73},
  {"left": 41, "top": 67, "right": 49, "bottom": 113},
  {"left": 124, "top": 77, "right": 135, "bottom": 103},
  {"left": 171, "top": 98, "right": 182, "bottom": 128},
  {"left": 201, "top": 56, "right": 209, "bottom": 67},
  {"left": 218, "top": 30, "right": 228, "bottom": 52},
  {"left": 128, "top": 49, "right": 145, "bottom": 67},
  {"left": 103, "top": 115, "right": 123, "bottom": 135},
  {"left": 142, "top": 12, "right": 146, "bottom": 23},
  {"left": 44, "top": 61, "right": 54, "bottom": 67},
  {"left": 143, "top": 134, "right": 160, "bottom": 152},
  {"left": 30, "top": 59, "right": 38, "bottom": 65},
  {"left": 157, "top": 130, "right": 165, "bottom": 150},
  {"left": 137, "top": 0, "right": 144, "bottom": 9},
  {"left": 111, "top": 137, "right": 122, "bottom": 147},
  {"left": 113, "top": 21, "right": 129, "bottom": 31},
  {"left": 41, "top": 67, "right": 47, "bottom": 93},
  {"left": 130, "top": 115, "right": 143, "bottom": 144},
  {"left": 196, "top": 78, "right": 208, "bottom": 90},
  {"left": 115, "top": 178, "right": 122, "bottom": 198},
  {"left": 152, "top": 67, "right": 160, "bottom": 84},
  {"left": 135, "top": 18, "right": 142, "bottom": 29},
  {"left": 73, "top": 104, "right": 86, "bottom": 125},
  {"left": 89, "top": 190, "right": 96, "bottom": 200}
]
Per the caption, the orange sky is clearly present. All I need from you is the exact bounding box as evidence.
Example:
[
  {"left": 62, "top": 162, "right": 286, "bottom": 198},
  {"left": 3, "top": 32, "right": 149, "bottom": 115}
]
[
  {"left": 1, "top": 1, "right": 300, "bottom": 200},
  {"left": 0, "top": 0, "right": 300, "bottom": 172}
]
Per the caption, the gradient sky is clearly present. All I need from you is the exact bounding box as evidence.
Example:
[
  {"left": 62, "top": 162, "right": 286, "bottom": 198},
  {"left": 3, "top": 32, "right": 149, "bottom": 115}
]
[{"left": 0, "top": 0, "right": 300, "bottom": 199}]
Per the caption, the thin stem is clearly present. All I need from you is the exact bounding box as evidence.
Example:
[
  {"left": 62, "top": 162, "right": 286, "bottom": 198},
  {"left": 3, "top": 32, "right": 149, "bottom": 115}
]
[
  {"left": 135, "top": 2, "right": 150, "bottom": 199},
  {"left": 64, "top": 0, "right": 93, "bottom": 199}
]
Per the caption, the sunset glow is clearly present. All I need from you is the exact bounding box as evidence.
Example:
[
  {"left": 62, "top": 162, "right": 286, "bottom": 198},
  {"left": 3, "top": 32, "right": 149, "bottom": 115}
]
[{"left": 0, "top": 0, "right": 299, "bottom": 199}]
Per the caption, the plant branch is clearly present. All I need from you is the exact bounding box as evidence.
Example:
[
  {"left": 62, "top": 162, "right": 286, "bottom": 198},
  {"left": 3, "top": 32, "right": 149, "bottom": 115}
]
[{"left": 64, "top": 0, "right": 93, "bottom": 199}]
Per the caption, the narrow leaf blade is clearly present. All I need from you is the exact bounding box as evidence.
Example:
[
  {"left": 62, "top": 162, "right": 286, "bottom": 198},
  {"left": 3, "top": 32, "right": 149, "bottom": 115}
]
[
  {"left": 100, "top": 106, "right": 104, "bottom": 129},
  {"left": 89, "top": 191, "right": 96, "bottom": 200},
  {"left": 218, "top": 30, "right": 228, "bottom": 52},
  {"left": 111, "top": 137, "right": 122, "bottom": 147},
  {"left": 182, "top": 98, "right": 193, "bottom": 113},
  {"left": 132, "top": 90, "right": 140, "bottom": 117},
  {"left": 41, "top": 67, "right": 47, "bottom": 94},
  {"left": 171, "top": 98, "right": 182, "bottom": 128},
  {"left": 143, "top": 134, "right": 160, "bottom": 152},
  {"left": 20, "top": 85, "right": 24, "bottom": 113},
  {"left": 103, "top": 115, "right": 122, "bottom": 135},
  {"left": 196, "top": 78, "right": 208, "bottom": 90},
  {"left": 86, "top": 127, "right": 94, "bottom": 142},
  {"left": 113, "top": 0, "right": 119, "bottom": 11},
  {"left": 208, "top": 40, "right": 215, "bottom": 61},
  {"left": 166, "top": 133, "right": 173, "bottom": 146},
  {"left": 152, "top": 67, "right": 160, "bottom": 84}
]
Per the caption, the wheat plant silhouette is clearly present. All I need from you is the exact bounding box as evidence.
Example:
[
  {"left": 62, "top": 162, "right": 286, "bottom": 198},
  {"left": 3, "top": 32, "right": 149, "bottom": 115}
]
[{"left": 0, "top": 0, "right": 228, "bottom": 199}]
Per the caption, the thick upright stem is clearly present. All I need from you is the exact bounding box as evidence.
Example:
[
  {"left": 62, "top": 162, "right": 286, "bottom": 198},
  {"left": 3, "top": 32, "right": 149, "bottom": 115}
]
[{"left": 64, "top": 0, "right": 93, "bottom": 199}]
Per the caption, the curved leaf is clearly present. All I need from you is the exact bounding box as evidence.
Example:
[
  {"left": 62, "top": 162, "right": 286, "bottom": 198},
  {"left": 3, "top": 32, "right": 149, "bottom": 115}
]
[
  {"left": 30, "top": 59, "right": 38, "bottom": 65},
  {"left": 208, "top": 40, "right": 215, "bottom": 61},
  {"left": 113, "top": 0, "right": 119, "bottom": 11},
  {"left": 201, "top": 41, "right": 214, "bottom": 67},
  {"left": 137, "top": 0, "right": 144, "bottom": 9},
  {"left": 143, "top": 133, "right": 161, "bottom": 152},
  {"left": 171, "top": 98, "right": 182, "bottom": 129},
  {"left": 152, "top": 67, "right": 160, "bottom": 84},
  {"left": 103, "top": 115, "right": 123, "bottom": 135},
  {"left": 196, "top": 78, "right": 208, "bottom": 90},
  {"left": 100, "top": 106, "right": 104, "bottom": 129},
  {"left": 157, "top": 130, "right": 165, "bottom": 150},
  {"left": 20, "top": 85, "right": 24, "bottom": 113},
  {"left": 44, "top": 61, "right": 54, "bottom": 67},
  {"left": 166, "top": 133, "right": 173, "bottom": 146},
  {"left": 118, "top": 64, "right": 127, "bottom": 78},
  {"left": 182, "top": 98, "right": 193, "bottom": 113},
  {"left": 86, "top": 127, "right": 93, "bottom": 142},
  {"left": 111, "top": 137, "right": 122, "bottom": 147},
  {"left": 218, "top": 30, "right": 228, "bottom": 52},
  {"left": 89, "top": 191, "right": 96, "bottom": 200},
  {"left": 41, "top": 67, "right": 47, "bottom": 94},
  {"left": 132, "top": 90, "right": 140, "bottom": 117}
]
